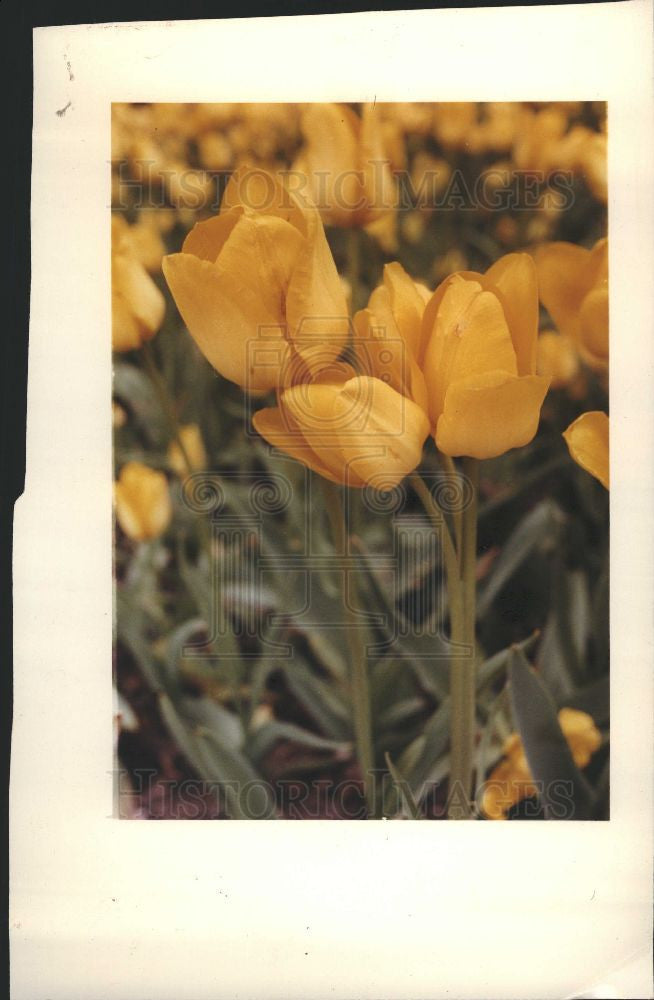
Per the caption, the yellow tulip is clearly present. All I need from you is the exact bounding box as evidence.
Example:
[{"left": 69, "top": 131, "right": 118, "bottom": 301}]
[
  {"left": 563, "top": 411, "right": 609, "bottom": 489},
  {"left": 112, "top": 226, "right": 166, "bottom": 353},
  {"left": 421, "top": 254, "right": 550, "bottom": 458},
  {"left": 536, "top": 331, "right": 580, "bottom": 389},
  {"left": 162, "top": 167, "right": 349, "bottom": 393},
  {"left": 167, "top": 424, "right": 207, "bottom": 476},
  {"left": 481, "top": 708, "right": 601, "bottom": 820},
  {"left": 114, "top": 462, "right": 172, "bottom": 541},
  {"left": 253, "top": 367, "right": 430, "bottom": 490},
  {"left": 534, "top": 238, "right": 608, "bottom": 371},
  {"left": 293, "top": 103, "right": 396, "bottom": 228}
]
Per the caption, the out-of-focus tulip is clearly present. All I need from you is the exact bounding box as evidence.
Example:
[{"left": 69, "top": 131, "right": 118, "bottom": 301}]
[
  {"left": 112, "top": 228, "right": 166, "bottom": 352},
  {"left": 114, "top": 462, "right": 172, "bottom": 541},
  {"left": 432, "top": 102, "right": 478, "bottom": 150},
  {"left": 577, "top": 131, "right": 607, "bottom": 203},
  {"left": 253, "top": 369, "right": 430, "bottom": 490},
  {"left": 536, "top": 331, "right": 580, "bottom": 389},
  {"left": 534, "top": 238, "right": 608, "bottom": 371},
  {"left": 167, "top": 424, "right": 208, "bottom": 475},
  {"left": 162, "top": 167, "right": 349, "bottom": 393},
  {"left": 481, "top": 708, "right": 601, "bottom": 820},
  {"left": 112, "top": 213, "right": 166, "bottom": 274},
  {"left": 421, "top": 254, "right": 550, "bottom": 458},
  {"left": 293, "top": 103, "right": 396, "bottom": 228},
  {"left": 511, "top": 107, "right": 569, "bottom": 172},
  {"left": 563, "top": 411, "right": 609, "bottom": 489}
]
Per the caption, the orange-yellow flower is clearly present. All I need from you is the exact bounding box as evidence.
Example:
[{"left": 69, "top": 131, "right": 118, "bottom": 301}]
[
  {"left": 481, "top": 708, "right": 601, "bottom": 820},
  {"left": 563, "top": 411, "right": 609, "bottom": 489},
  {"left": 293, "top": 103, "right": 396, "bottom": 228},
  {"left": 253, "top": 368, "right": 430, "bottom": 490},
  {"left": 162, "top": 167, "right": 349, "bottom": 393},
  {"left": 114, "top": 462, "right": 172, "bottom": 541},
  {"left": 167, "top": 424, "right": 207, "bottom": 476},
  {"left": 421, "top": 254, "right": 551, "bottom": 458},
  {"left": 534, "top": 238, "right": 608, "bottom": 372}
]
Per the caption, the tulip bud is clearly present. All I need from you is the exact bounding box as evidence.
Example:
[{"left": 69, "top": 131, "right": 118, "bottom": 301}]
[
  {"left": 167, "top": 424, "right": 207, "bottom": 476},
  {"left": 114, "top": 462, "right": 172, "bottom": 541}
]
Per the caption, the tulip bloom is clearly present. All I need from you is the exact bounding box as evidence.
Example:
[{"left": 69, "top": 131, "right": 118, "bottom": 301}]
[
  {"left": 254, "top": 366, "right": 430, "bottom": 490},
  {"left": 421, "top": 254, "right": 550, "bottom": 458},
  {"left": 114, "top": 462, "right": 172, "bottom": 541},
  {"left": 293, "top": 103, "right": 396, "bottom": 228},
  {"left": 481, "top": 708, "right": 601, "bottom": 820},
  {"left": 112, "top": 228, "right": 166, "bottom": 352},
  {"left": 163, "top": 167, "right": 349, "bottom": 393},
  {"left": 534, "top": 238, "right": 608, "bottom": 371},
  {"left": 563, "top": 411, "right": 609, "bottom": 489}
]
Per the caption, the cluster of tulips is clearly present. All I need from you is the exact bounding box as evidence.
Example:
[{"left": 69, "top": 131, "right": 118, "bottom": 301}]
[{"left": 113, "top": 103, "right": 608, "bottom": 820}]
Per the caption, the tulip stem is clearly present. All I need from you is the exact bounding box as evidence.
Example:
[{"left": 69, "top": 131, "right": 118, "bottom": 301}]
[
  {"left": 142, "top": 340, "right": 194, "bottom": 476},
  {"left": 322, "top": 480, "right": 377, "bottom": 818},
  {"left": 409, "top": 472, "right": 462, "bottom": 636},
  {"left": 448, "top": 457, "right": 479, "bottom": 819}
]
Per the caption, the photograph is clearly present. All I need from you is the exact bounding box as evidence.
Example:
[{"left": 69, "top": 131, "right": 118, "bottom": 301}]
[{"left": 112, "top": 99, "right": 610, "bottom": 821}]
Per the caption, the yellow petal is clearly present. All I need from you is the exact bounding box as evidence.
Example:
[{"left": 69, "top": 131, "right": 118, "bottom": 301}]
[
  {"left": 382, "top": 261, "right": 427, "bottom": 361},
  {"left": 359, "top": 103, "right": 396, "bottom": 223},
  {"left": 536, "top": 331, "right": 580, "bottom": 388},
  {"left": 112, "top": 252, "right": 165, "bottom": 351},
  {"left": 162, "top": 252, "right": 289, "bottom": 392},
  {"left": 335, "top": 376, "right": 430, "bottom": 488},
  {"left": 298, "top": 103, "right": 361, "bottom": 226},
  {"left": 558, "top": 708, "right": 602, "bottom": 768},
  {"left": 578, "top": 286, "right": 609, "bottom": 369},
  {"left": 423, "top": 276, "right": 518, "bottom": 424},
  {"left": 485, "top": 253, "right": 539, "bottom": 376},
  {"left": 534, "top": 242, "right": 593, "bottom": 340},
  {"left": 181, "top": 206, "right": 244, "bottom": 262},
  {"left": 252, "top": 406, "right": 345, "bottom": 485},
  {"left": 114, "top": 462, "right": 171, "bottom": 541},
  {"left": 167, "top": 424, "right": 207, "bottom": 476},
  {"left": 436, "top": 371, "right": 550, "bottom": 458},
  {"left": 353, "top": 303, "right": 428, "bottom": 414},
  {"left": 221, "top": 165, "right": 307, "bottom": 234},
  {"left": 563, "top": 411, "right": 609, "bottom": 488}
]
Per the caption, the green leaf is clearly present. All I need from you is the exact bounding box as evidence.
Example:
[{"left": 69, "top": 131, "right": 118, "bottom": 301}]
[
  {"left": 477, "top": 501, "right": 562, "bottom": 619},
  {"left": 508, "top": 647, "right": 596, "bottom": 820},
  {"left": 194, "top": 727, "right": 277, "bottom": 819},
  {"left": 281, "top": 659, "right": 352, "bottom": 741},
  {"left": 247, "top": 720, "right": 351, "bottom": 762}
]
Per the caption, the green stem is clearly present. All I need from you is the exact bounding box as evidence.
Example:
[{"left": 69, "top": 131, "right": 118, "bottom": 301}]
[
  {"left": 409, "top": 472, "right": 463, "bottom": 638},
  {"left": 448, "top": 457, "right": 479, "bottom": 819},
  {"left": 435, "top": 451, "right": 463, "bottom": 561},
  {"left": 322, "top": 480, "right": 376, "bottom": 817}
]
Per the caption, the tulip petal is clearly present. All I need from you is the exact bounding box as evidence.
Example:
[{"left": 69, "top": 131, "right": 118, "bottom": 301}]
[
  {"left": 299, "top": 103, "right": 362, "bottom": 225},
  {"left": 181, "top": 206, "right": 244, "bottom": 262},
  {"left": 221, "top": 165, "right": 307, "bottom": 234},
  {"left": 382, "top": 261, "right": 427, "bottom": 361},
  {"left": 436, "top": 371, "right": 550, "bottom": 458},
  {"left": 353, "top": 303, "right": 429, "bottom": 414},
  {"left": 578, "top": 286, "right": 609, "bottom": 368},
  {"left": 335, "top": 376, "right": 430, "bottom": 488},
  {"left": 423, "top": 276, "right": 518, "bottom": 424},
  {"left": 162, "top": 252, "right": 289, "bottom": 392},
  {"left": 485, "top": 253, "right": 539, "bottom": 376},
  {"left": 112, "top": 252, "right": 165, "bottom": 351},
  {"left": 534, "top": 242, "right": 593, "bottom": 340},
  {"left": 253, "top": 406, "right": 345, "bottom": 485},
  {"left": 563, "top": 411, "right": 609, "bottom": 489}
]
